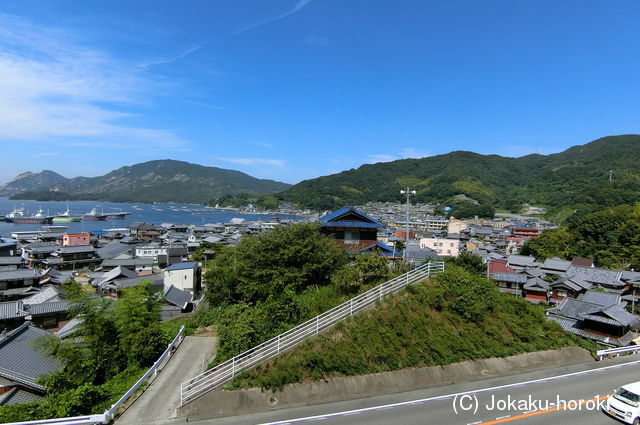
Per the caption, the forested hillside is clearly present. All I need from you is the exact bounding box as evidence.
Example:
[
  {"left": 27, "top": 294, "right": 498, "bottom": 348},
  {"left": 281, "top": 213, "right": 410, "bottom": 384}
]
[{"left": 237, "top": 135, "right": 640, "bottom": 219}]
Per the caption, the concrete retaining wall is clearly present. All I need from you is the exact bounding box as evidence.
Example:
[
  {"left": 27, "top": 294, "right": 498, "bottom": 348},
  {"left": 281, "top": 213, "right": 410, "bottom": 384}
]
[{"left": 178, "top": 346, "right": 594, "bottom": 419}]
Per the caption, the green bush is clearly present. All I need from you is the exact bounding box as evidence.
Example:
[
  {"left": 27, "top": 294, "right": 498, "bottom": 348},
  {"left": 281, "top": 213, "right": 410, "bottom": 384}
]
[{"left": 229, "top": 267, "right": 596, "bottom": 391}]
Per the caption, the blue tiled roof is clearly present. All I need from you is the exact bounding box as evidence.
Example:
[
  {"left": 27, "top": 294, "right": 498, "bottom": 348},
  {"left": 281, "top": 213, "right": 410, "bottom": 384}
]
[
  {"left": 318, "top": 207, "right": 384, "bottom": 228},
  {"left": 167, "top": 262, "right": 198, "bottom": 271},
  {"left": 322, "top": 221, "right": 384, "bottom": 229}
]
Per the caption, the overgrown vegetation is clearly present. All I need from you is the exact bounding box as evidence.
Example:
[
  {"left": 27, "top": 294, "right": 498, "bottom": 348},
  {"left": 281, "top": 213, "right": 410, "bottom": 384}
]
[
  {"left": 0, "top": 281, "right": 171, "bottom": 422},
  {"left": 197, "top": 223, "right": 404, "bottom": 364},
  {"left": 522, "top": 203, "right": 640, "bottom": 269},
  {"left": 227, "top": 266, "right": 596, "bottom": 391}
]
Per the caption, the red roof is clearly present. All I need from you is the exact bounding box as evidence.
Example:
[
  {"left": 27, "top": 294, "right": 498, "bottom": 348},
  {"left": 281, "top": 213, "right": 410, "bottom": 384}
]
[
  {"left": 571, "top": 257, "right": 594, "bottom": 267},
  {"left": 487, "top": 259, "right": 517, "bottom": 275}
]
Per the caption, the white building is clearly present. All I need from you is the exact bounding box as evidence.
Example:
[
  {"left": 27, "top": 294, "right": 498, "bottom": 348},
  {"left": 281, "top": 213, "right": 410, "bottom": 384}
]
[
  {"left": 163, "top": 262, "right": 201, "bottom": 300},
  {"left": 419, "top": 237, "right": 461, "bottom": 257}
]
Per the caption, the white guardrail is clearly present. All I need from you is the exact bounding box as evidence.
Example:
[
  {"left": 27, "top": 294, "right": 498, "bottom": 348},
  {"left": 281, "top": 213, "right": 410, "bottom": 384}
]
[
  {"left": 597, "top": 345, "right": 640, "bottom": 360},
  {"left": 180, "top": 261, "right": 445, "bottom": 406},
  {"left": 6, "top": 325, "right": 185, "bottom": 425}
]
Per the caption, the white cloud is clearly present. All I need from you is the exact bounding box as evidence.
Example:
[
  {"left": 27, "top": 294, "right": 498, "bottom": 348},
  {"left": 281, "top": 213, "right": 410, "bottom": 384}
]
[
  {"left": 254, "top": 141, "right": 274, "bottom": 149},
  {"left": 0, "top": 13, "right": 187, "bottom": 149},
  {"left": 231, "top": 0, "right": 313, "bottom": 36},
  {"left": 400, "top": 148, "right": 431, "bottom": 159},
  {"left": 366, "top": 148, "right": 431, "bottom": 164},
  {"left": 367, "top": 154, "right": 397, "bottom": 163},
  {"left": 213, "top": 157, "right": 286, "bottom": 167},
  {"left": 139, "top": 46, "right": 203, "bottom": 69}
]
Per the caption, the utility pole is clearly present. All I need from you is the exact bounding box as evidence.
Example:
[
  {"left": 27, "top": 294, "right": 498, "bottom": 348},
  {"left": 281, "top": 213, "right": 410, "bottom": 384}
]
[{"left": 400, "top": 188, "right": 416, "bottom": 262}]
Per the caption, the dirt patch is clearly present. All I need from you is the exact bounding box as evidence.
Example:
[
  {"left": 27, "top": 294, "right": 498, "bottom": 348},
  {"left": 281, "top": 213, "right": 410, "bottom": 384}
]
[{"left": 193, "top": 326, "right": 216, "bottom": 337}]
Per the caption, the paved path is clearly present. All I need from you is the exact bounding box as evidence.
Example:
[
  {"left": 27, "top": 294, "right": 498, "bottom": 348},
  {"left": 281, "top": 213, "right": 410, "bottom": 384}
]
[{"left": 117, "top": 335, "right": 217, "bottom": 425}]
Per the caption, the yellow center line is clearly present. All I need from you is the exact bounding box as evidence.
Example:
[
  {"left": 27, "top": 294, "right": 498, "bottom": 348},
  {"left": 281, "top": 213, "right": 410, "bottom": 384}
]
[{"left": 476, "top": 395, "right": 610, "bottom": 424}]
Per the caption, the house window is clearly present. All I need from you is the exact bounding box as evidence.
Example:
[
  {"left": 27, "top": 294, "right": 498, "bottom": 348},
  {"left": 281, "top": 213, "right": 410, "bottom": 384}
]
[
  {"left": 447, "top": 250, "right": 451, "bottom": 254},
  {"left": 450, "top": 243, "right": 454, "bottom": 247},
  {"left": 557, "top": 290, "right": 568, "bottom": 298},
  {"left": 344, "top": 230, "right": 359, "bottom": 244}
]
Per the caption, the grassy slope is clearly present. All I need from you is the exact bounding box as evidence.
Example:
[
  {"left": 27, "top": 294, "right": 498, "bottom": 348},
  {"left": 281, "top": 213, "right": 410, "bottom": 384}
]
[{"left": 229, "top": 268, "right": 595, "bottom": 391}]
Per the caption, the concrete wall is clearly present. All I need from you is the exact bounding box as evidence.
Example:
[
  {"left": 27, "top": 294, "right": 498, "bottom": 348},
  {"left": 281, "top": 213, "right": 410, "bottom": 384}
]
[{"left": 178, "top": 346, "right": 593, "bottom": 420}]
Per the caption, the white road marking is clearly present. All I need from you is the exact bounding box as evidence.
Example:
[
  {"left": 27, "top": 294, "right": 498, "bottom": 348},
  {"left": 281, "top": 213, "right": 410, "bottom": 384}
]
[
  {"left": 496, "top": 415, "right": 511, "bottom": 420},
  {"left": 257, "top": 359, "right": 640, "bottom": 425}
]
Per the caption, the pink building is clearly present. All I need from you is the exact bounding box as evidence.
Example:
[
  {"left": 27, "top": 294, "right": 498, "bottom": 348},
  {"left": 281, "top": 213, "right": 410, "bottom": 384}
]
[{"left": 63, "top": 232, "right": 91, "bottom": 247}]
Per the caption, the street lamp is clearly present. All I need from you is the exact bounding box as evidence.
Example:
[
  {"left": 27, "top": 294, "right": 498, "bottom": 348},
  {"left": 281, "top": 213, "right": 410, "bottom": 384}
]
[{"left": 400, "top": 188, "right": 416, "bottom": 262}]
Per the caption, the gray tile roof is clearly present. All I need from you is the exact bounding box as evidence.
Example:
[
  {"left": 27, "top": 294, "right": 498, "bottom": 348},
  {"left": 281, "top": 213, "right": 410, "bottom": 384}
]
[
  {"left": 94, "top": 266, "right": 138, "bottom": 286},
  {"left": 106, "top": 273, "right": 164, "bottom": 290},
  {"left": 566, "top": 265, "right": 624, "bottom": 286},
  {"left": 549, "top": 277, "right": 592, "bottom": 292},
  {"left": 96, "top": 241, "right": 132, "bottom": 260},
  {"left": 56, "top": 318, "right": 82, "bottom": 339},
  {"left": 524, "top": 277, "right": 549, "bottom": 290},
  {"left": 491, "top": 272, "right": 527, "bottom": 284},
  {"left": 59, "top": 245, "right": 96, "bottom": 254},
  {"left": 26, "top": 301, "right": 70, "bottom": 316},
  {"left": 0, "top": 301, "right": 28, "bottom": 320},
  {"left": 525, "top": 268, "right": 545, "bottom": 278},
  {"left": 601, "top": 305, "right": 639, "bottom": 327},
  {"left": 0, "top": 269, "right": 41, "bottom": 282},
  {"left": 0, "top": 257, "right": 24, "bottom": 266},
  {"left": 164, "top": 285, "right": 192, "bottom": 308},
  {"left": 541, "top": 257, "right": 572, "bottom": 273},
  {"left": 507, "top": 255, "right": 537, "bottom": 267},
  {"left": 23, "top": 286, "right": 62, "bottom": 305},
  {"left": 0, "top": 387, "right": 44, "bottom": 405},
  {"left": 579, "top": 290, "right": 620, "bottom": 307},
  {"left": 548, "top": 298, "right": 601, "bottom": 320},
  {"left": 0, "top": 323, "right": 62, "bottom": 390},
  {"left": 101, "top": 258, "right": 154, "bottom": 268}
]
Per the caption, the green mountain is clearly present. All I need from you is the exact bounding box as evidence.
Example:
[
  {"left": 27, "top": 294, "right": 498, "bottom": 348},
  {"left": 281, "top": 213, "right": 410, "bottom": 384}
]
[
  {"left": 2, "top": 160, "right": 290, "bottom": 204},
  {"left": 276, "top": 135, "right": 640, "bottom": 218}
]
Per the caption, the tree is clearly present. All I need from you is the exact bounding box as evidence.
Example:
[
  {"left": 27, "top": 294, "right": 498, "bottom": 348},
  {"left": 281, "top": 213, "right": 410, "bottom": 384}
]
[
  {"left": 445, "top": 252, "right": 486, "bottom": 276},
  {"left": 205, "top": 223, "right": 348, "bottom": 305}
]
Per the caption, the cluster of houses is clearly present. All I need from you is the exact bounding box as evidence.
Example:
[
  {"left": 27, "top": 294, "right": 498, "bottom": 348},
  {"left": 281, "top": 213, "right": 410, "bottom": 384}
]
[
  {"left": 488, "top": 255, "right": 640, "bottom": 347},
  {"left": 318, "top": 205, "right": 640, "bottom": 348},
  {"left": 1, "top": 202, "right": 638, "bottom": 405},
  {"left": 0, "top": 217, "right": 297, "bottom": 405}
]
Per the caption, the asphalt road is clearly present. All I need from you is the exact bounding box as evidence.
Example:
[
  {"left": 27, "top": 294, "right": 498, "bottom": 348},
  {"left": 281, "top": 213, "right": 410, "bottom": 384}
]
[{"left": 185, "top": 355, "right": 640, "bottom": 425}]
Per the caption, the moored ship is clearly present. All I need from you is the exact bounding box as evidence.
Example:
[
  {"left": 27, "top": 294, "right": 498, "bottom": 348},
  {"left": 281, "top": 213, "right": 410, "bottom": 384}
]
[
  {"left": 82, "top": 207, "right": 108, "bottom": 221},
  {"left": 52, "top": 206, "right": 82, "bottom": 222},
  {"left": 5, "top": 207, "right": 54, "bottom": 224},
  {"left": 105, "top": 210, "right": 132, "bottom": 219}
]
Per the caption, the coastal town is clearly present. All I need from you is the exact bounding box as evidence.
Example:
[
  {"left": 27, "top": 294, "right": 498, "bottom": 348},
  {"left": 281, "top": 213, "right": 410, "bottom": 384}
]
[{"left": 2, "top": 198, "right": 638, "bottom": 407}]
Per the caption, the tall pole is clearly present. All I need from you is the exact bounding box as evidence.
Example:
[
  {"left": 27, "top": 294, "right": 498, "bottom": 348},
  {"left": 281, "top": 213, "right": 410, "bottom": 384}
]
[{"left": 400, "top": 188, "right": 416, "bottom": 263}]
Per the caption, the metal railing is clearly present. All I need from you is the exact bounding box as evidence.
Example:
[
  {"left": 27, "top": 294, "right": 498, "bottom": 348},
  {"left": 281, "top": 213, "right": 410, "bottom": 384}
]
[
  {"left": 180, "top": 261, "right": 445, "bottom": 405},
  {"left": 3, "top": 415, "right": 106, "bottom": 425},
  {"left": 5, "top": 325, "right": 185, "bottom": 425},
  {"left": 597, "top": 345, "right": 640, "bottom": 360},
  {"left": 103, "top": 325, "right": 185, "bottom": 421}
]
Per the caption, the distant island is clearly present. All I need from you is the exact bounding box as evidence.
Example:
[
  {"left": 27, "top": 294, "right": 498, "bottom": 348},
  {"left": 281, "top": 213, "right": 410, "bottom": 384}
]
[{"left": 0, "top": 159, "right": 290, "bottom": 204}]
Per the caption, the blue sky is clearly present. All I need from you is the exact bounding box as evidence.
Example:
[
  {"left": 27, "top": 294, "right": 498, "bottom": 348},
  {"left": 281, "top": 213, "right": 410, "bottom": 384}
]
[{"left": 0, "top": 0, "right": 639, "bottom": 185}]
